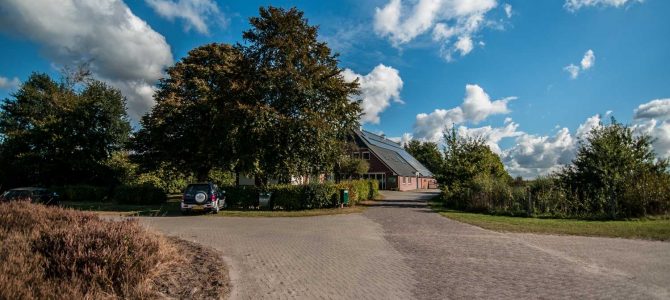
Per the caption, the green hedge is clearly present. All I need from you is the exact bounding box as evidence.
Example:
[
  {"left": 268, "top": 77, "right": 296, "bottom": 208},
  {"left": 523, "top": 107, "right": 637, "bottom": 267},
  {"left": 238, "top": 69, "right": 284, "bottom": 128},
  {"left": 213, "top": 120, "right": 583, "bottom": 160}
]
[
  {"left": 112, "top": 184, "right": 166, "bottom": 205},
  {"left": 221, "top": 185, "right": 259, "bottom": 209},
  {"left": 51, "top": 185, "right": 110, "bottom": 202},
  {"left": 270, "top": 185, "right": 304, "bottom": 210},
  {"left": 336, "top": 180, "right": 378, "bottom": 205},
  {"left": 221, "top": 180, "right": 376, "bottom": 210}
]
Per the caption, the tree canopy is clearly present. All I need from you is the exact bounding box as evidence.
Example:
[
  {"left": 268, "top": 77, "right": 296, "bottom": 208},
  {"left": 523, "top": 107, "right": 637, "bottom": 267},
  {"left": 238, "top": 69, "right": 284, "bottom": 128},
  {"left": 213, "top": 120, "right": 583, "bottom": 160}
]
[
  {"left": 134, "top": 6, "right": 361, "bottom": 184},
  {"left": 134, "top": 43, "right": 245, "bottom": 180},
  {"left": 0, "top": 72, "right": 130, "bottom": 187},
  {"left": 404, "top": 140, "right": 444, "bottom": 175},
  {"left": 559, "top": 118, "right": 669, "bottom": 218}
]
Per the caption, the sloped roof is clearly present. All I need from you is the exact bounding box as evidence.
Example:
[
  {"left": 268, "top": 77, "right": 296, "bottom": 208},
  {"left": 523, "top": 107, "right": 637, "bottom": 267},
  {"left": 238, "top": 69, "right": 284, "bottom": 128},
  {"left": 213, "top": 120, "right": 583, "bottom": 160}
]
[{"left": 354, "top": 130, "right": 434, "bottom": 177}]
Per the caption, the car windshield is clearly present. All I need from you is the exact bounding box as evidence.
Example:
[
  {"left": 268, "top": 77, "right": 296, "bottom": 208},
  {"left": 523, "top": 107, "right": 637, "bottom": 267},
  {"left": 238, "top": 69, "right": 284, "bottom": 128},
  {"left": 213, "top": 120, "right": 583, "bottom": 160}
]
[
  {"left": 185, "top": 184, "right": 210, "bottom": 194},
  {"left": 2, "top": 190, "right": 30, "bottom": 199}
]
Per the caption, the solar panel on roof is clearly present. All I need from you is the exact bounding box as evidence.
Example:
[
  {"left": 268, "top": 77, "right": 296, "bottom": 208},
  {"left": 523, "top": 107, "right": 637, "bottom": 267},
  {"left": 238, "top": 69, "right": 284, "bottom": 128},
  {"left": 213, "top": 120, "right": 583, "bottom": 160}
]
[{"left": 361, "top": 131, "right": 434, "bottom": 177}]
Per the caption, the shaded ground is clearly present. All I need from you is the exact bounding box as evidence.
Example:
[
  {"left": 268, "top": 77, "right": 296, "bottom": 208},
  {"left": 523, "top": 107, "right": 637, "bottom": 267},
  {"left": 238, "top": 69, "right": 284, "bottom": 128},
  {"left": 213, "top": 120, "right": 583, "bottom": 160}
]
[
  {"left": 153, "top": 237, "right": 231, "bottom": 300},
  {"left": 140, "top": 190, "right": 670, "bottom": 299}
]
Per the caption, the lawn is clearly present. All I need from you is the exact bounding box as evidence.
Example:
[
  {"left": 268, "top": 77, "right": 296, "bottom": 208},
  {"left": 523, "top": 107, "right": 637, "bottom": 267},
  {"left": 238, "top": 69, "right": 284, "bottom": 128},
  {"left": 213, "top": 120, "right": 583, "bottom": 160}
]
[
  {"left": 430, "top": 202, "right": 670, "bottom": 241},
  {"left": 64, "top": 199, "right": 365, "bottom": 217}
]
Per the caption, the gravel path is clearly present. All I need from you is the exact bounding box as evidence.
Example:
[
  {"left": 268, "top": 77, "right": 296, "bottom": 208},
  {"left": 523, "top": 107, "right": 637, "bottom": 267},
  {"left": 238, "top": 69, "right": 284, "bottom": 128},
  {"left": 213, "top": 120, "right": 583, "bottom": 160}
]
[{"left": 140, "top": 190, "right": 670, "bottom": 299}]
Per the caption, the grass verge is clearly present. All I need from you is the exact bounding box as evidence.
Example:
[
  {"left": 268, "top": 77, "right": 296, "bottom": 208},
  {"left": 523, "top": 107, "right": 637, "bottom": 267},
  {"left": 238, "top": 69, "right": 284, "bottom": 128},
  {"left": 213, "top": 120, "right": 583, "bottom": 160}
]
[{"left": 429, "top": 202, "right": 670, "bottom": 241}]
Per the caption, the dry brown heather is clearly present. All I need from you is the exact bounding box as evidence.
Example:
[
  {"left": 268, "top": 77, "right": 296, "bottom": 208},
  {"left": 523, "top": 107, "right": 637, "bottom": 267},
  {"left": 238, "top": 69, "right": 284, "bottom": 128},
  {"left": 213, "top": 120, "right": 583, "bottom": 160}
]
[{"left": 0, "top": 202, "right": 230, "bottom": 299}]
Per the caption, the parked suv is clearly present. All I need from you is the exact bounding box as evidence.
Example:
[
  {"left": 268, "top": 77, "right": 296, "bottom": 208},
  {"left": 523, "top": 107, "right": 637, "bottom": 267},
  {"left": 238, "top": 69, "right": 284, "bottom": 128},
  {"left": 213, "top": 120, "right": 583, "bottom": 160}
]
[
  {"left": 0, "top": 187, "right": 60, "bottom": 206},
  {"left": 181, "top": 183, "right": 225, "bottom": 214}
]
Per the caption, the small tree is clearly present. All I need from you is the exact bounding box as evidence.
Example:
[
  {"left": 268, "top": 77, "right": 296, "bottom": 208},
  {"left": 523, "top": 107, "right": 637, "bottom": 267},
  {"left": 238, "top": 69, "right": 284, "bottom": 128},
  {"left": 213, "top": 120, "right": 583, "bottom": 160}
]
[{"left": 559, "top": 118, "right": 668, "bottom": 218}]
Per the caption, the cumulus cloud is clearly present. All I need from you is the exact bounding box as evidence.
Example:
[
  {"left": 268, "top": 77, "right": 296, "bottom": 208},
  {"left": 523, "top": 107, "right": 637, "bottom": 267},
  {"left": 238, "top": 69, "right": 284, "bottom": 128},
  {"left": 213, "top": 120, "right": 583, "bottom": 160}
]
[
  {"left": 564, "top": 49, "right": 595, "bottom": 79},
  {"left": 502, "top": 127, "right": 576, "bottom": 178},
  {"left": 145, "top": 0, "right": 224, "bottom": 35},
  {"left": 0, "top": 0, "right": 174, "bottom": 120},
  {"left": 0, "top": 76, "right": 20, "bottom": 90},
  {"left": 632, "top": 99, "right": 670, "bottom": 158},
  {"left": 342, "top": 64, "right": 404, "bottom": 124},
  {"left": 633, "top": 98, "right": 670, "bottom": 120},
  {"left": 413, "top": 84, "right": 515, "bottom": 141},
  {"left": 457, "top": 120, "right": 522, "bottom": 154},
  {"left": 565, "top": 0, "right": 643, "bottom": 11},
  {"left": 374, "top": 0, "right": 500, "bottom": 61}
]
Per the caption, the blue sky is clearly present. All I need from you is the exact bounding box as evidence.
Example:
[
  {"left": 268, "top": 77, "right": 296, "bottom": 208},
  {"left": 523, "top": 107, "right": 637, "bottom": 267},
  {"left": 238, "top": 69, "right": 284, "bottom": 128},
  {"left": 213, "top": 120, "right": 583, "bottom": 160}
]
[{"left": 1, "top": 0, "right": 669, "bottom": 177}]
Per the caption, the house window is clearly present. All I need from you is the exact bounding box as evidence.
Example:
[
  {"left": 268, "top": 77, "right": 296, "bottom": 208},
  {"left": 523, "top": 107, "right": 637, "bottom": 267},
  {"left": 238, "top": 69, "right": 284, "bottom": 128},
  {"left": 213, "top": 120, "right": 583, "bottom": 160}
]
[
  {"left": 362, "top": 152, "right": 370, "bottom": 160},
  {"left": 402, "top": 177, "right": 406, "bottom": 184},
  {"left": 409, "top": 177, "right": 412, "bottom": 183},
  {"left": 353, "top": 152, "right": 360, "bottom": 159}
]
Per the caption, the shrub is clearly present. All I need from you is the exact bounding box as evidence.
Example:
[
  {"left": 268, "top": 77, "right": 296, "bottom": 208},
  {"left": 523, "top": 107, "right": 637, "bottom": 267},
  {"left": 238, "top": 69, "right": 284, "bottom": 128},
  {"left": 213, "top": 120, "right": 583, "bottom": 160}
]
[
  {"left": 368, "top": 180, "right": 380, "bottom": 200},
  {"left": 51, "top": 185, "right": 110, "bottom": 202},
  {"left": 270, "top": 185, "right": 304, "bottom": 210},
  {"left": 112, "top": 184, "right": 167, "bottom": 205},
  {"left": 0, "top": 202, "right": 177, "bottom": 299},
  {"left": 304, "top": 183, "right": 338, "bottom": 209},
  {"left": 221, "top": 185, "right": 259, "bottom": 209},
  {"left": 336, "top": 180, "right": 374, "bottom": 205}
]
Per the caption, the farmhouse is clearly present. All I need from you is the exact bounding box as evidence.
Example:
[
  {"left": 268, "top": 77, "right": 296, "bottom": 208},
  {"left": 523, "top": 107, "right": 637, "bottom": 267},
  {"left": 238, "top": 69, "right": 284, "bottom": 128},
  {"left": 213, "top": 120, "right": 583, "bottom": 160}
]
[{"left": 352, "top": 130, "right": 437, "bottom": 191}]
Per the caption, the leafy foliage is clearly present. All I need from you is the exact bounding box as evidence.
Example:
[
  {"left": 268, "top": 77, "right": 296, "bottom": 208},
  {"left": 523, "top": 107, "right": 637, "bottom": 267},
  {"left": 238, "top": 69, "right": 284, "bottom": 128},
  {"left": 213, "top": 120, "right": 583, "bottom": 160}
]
[
  {"left": 0, "top": 73, "right": 130, "bottom": 187},
  {"left": 558, "top": 119, "right": 670, "bottom": 218},
  {"left": 404, "top": 140, "right": 444, "bottom": 175},
  {"left": 239, "top": 6, "right": 361, "bottom": 183},
  {"left": 134, "top": 44, "right": 244, "bottom": 181}
]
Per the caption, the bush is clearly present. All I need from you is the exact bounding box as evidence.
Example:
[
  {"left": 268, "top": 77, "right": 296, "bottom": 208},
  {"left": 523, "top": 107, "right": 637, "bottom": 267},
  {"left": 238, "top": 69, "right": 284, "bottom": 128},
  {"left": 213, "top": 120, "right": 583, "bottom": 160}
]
[
  {"left": 270, "top": 185, "right": 304, "bottom": 210},
  {"left": 221, "top": 185, "right": 259, "bottom": 209},
  {"left": 304, "top": 183, "right": 338, "bottom": 209},
  {"left": 336, "top": 179, "right": 375, "bottom": 205},
  {"left": 0, "top": 202, "right": 176, "bottom": 299},
  {"left": 368, "top": 180, "right": 380, "bottom": 200},
  {"left": 112, "top": 184, "right": 167, "bottom": 205},
  {"left": 51, "top": 185, "right": 110, "bottom": 202}
]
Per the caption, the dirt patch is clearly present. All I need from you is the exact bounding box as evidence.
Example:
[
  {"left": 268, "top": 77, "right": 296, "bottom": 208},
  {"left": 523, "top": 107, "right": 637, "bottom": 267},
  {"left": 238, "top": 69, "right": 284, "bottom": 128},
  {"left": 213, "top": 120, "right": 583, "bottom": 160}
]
[{"left": 152, "top": 237, "right": 231, "bottom": 299}]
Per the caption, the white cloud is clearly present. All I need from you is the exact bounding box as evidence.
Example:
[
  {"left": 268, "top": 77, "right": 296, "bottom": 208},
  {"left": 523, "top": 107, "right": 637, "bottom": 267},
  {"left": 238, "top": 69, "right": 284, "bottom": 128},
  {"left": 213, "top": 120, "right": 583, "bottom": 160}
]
[
  {"left": 564, "top": 64, "right": 580, "bottom": 79},
  {"left": 633, "top": 98, "right": 670, "bottom": 120},
  {"left": 502, "top": 127, "right": 576, "bottom": 178},
  {"left": 457, "top": 120, "right": 522, "bottom": 154},
  {"left": 374, "top": 0, "right": 499, "bottom": 61},
  {"left": 581, "top": 49, "right": 595, "bottom": 70},
  {"left": 632, "top": 99, "right": 670, "bottom": 158},
  {"left": 504, "top": 3, "right": 513, "bottom": 18},
  {"left": 564, "top": 49, "right": 595, "bottom": 79},
  {"left": 342, "top": 64, "right": 404, "bottom": 124},
  {"left": 145, "top": 0, "right": 224, "bottom": 35},
  {"left": 388, "top": 133, "right": 414, "bottom": 146},
  {"left": 565, "top": 0, "right": 643, "bottom": 12},
  {"left": 0, "top": 76, "right": 20, "bottom": 90},
  {"left": 413, "top": 84, "right": 514, "bottom": 141},
  {"left": 0, "top": 0, "right": 174, "bottom": 120}
]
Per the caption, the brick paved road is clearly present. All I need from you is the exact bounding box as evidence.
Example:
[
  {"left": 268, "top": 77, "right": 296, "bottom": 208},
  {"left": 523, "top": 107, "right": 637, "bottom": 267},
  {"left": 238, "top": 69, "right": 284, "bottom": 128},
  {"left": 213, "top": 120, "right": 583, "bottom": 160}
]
[{"left": 140, "top": 190, "right": 670, "bottom": 299}]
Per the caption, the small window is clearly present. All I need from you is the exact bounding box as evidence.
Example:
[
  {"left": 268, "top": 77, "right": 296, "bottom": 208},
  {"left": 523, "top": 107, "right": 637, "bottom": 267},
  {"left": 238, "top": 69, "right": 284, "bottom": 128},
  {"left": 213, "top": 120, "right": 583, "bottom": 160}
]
[
  {"left": 362, "top": 152, "right": 370, "bottom": 160},
  {"left": 353, "top": 152, "right": 360, "bottom": 159},
  {"left": 402, "top": 177, "right": 406, "bottom": 184}
]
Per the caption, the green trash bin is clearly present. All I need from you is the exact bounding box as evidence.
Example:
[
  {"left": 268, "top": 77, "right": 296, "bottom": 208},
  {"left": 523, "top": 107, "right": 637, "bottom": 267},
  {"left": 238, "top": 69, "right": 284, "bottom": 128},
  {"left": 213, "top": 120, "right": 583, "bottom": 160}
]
[{"left": 340, "top": 189, "right": 349, "bottom": 206}]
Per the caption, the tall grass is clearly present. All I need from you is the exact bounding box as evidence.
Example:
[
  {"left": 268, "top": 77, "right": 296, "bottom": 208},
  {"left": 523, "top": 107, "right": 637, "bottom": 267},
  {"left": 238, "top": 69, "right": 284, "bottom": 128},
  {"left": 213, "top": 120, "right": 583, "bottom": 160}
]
[{"left": 0, "top": 202, "right": 178, "bottom": 299}]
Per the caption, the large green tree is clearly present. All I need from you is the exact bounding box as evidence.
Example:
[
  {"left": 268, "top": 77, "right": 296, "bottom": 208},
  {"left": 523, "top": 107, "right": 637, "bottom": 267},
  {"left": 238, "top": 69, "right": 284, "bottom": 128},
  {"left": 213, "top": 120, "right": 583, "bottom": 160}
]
[
  {"left": 404, "top": 140, "right": 444, "bottom": 175},
  {"left": 559, "top": 118, "right": 668, "bottom": 218},
  {"left": 0, "top": 73, "right": 130, "bottom": 187},
  {"left": 240, "top": 6, "right": 361, "bottom": 183},
  {"left": 134, "top": 43, "right": 245, "bottom": 181}
]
